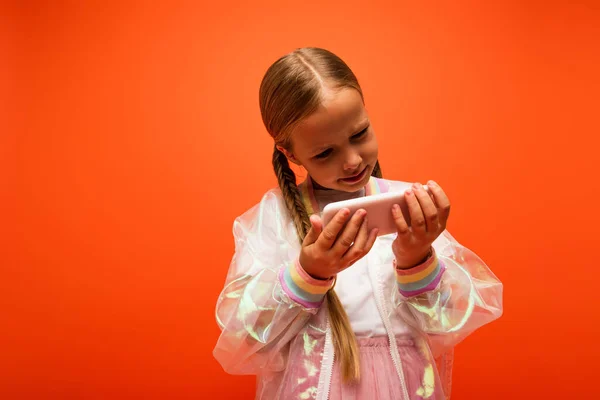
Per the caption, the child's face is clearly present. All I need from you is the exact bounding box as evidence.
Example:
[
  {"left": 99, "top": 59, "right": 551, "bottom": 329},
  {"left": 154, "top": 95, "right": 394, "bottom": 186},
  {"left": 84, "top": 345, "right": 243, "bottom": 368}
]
[{"left": 285, "top": 87, "right": 379, "bottom": 192}]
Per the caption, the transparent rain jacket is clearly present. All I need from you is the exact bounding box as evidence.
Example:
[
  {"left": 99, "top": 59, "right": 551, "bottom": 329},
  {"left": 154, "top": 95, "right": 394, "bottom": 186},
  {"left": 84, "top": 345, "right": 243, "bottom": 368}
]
[{"left": 214, "top": 177, "right": 503, "bottom": 399}]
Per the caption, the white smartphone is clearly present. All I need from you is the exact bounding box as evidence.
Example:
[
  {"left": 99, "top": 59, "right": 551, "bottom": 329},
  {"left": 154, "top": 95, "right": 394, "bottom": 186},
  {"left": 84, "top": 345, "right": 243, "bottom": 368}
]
[{"left": 321, "top": 186, "right": 431, "bottom": 237}]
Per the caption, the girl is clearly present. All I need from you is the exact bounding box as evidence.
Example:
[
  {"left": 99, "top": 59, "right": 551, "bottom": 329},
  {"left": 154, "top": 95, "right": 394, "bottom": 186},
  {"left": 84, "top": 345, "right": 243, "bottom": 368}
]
[{"left": 213, "top": 47, "right": 503, "bottom": 400}]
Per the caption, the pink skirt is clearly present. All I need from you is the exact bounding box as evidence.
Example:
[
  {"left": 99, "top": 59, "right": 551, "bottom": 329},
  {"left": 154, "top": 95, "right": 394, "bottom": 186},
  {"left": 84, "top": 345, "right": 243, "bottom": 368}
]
[{"left": 328, "top": 336, "right": 444, "bottom": 400}]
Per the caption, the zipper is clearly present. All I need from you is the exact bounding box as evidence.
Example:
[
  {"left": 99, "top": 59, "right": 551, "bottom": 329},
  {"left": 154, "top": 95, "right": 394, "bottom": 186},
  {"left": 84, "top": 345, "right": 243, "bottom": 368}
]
[
  {"left": 368, "top": 247, "right": 410, "bottom": 400},
  {"left": 317, "top": 317, "right": 334, "bottom": 400}
]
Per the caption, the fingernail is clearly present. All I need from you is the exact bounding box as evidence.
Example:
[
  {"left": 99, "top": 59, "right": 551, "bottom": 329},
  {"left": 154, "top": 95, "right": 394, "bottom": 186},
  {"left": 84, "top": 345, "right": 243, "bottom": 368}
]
[
  {"left": 428, "top": 180, "right": 437, "bottom": 187},
  {"left": 392, "top": 204, "right": 400, "bottom": 213},
  {"left": 357, "top": 209, "right": 366, "bottom": 217},
  {"left": 406, "top": 189, "right": 413, "bottom": 196}
]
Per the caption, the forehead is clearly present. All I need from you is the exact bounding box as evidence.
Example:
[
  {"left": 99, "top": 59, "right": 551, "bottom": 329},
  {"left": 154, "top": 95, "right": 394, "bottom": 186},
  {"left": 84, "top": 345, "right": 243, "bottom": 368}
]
[{"left": 290, "top": 88, "right": 368, "bottom": 151}]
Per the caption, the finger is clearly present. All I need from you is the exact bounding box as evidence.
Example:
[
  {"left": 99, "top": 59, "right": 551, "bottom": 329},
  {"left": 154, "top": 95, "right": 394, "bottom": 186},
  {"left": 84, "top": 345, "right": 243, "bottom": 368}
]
[
  {"left": 427, "top": 180, "right": 451, "bottom": 228},
  {"left": 363, "top": 227, "right": 379, "bottom": 254},
  {"left": 406, "top": 185, "right": 426, "bottom": 235},
  {"left": 331, "top": 209, "right": 366, "bottom": 256},
  {"left": 302, "top": 214, "right": 323, "bottom": 246},
  {"left": 341, "top": 215, "right": 369, "bottom": 262},
  {"left": 392, "top": 203, "right": 410, "bottom": 236},
  {"left": 413, "top": 183, "right": 439, "bottom": 232},
  {"left": 344, "top": 225, "right": 379, "bottom": 267},
  {"left": 423, "top": 184, "right": 438, "bottom": 207},
  {"left": 317, "top": 208, "right": 351, "bottom": 250},
  {"left": 351, "top": 215, "right": 370, "bottom": 251}
]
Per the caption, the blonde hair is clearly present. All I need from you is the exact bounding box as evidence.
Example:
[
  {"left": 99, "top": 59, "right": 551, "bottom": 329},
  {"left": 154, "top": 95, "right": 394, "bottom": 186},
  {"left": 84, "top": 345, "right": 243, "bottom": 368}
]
[{"left": 259, "top": 47, "right": 382, "bottom": 383}]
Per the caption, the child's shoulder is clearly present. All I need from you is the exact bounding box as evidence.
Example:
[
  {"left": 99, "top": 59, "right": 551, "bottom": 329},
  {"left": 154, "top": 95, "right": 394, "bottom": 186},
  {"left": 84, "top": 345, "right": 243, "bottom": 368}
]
[
  {"left": 235, "top": 187, "right": 286, "bottom": 222},
  {"left": 232, "top": 187, "right": 300, "bottom": 243}
]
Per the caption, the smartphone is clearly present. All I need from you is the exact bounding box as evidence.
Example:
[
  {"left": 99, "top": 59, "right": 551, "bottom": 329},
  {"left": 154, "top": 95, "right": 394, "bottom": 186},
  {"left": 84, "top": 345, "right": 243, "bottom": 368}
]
[{"left": 321, "top": 185, "right": 431, "bottom": 237}]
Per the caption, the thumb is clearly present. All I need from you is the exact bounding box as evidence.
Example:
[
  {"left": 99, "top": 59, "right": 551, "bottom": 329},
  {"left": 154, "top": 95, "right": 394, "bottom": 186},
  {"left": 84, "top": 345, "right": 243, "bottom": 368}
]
[{"left": 302, "top": 215, "right": 323, "bottom": 246}]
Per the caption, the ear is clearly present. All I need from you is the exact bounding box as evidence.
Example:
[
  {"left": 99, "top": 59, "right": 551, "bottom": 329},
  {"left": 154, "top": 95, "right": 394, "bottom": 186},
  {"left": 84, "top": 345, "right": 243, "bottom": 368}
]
[{"left": 276, "top": 145, "right": 302, "bottom": 166}]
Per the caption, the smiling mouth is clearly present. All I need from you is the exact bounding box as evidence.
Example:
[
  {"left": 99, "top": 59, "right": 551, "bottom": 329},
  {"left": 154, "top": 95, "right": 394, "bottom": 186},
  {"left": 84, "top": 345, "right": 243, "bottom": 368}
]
[{"left": 340, "top": 166, "right": 368, "bottom": 183}]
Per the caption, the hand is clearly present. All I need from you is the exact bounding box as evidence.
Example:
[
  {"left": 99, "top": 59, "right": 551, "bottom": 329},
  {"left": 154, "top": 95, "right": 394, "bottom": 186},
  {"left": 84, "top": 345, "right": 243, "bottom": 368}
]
[
  {"left": 392, "top": 180, "right": 451, "bottom": 268},
  {"left": 299, "top": 208, "right": 379, "bottom": 280}
]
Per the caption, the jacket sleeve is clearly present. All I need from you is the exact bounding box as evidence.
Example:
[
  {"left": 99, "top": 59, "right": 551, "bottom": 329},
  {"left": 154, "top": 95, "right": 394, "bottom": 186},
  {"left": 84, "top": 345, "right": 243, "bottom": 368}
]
[
  {"left": 392, "top": 230, "right": 503, "bottom": 356},
  {"left": 213, "top": 190, "right": 333, "bottom": 374}
]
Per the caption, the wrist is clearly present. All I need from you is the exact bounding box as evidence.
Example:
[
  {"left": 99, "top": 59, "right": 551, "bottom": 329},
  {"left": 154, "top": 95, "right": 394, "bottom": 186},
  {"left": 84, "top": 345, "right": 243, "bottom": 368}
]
[
  {"left": 394, "top": 247, "right": 433, "bottom": 269},
  {"left": 299, "top": 254, "right": 334, "bottom": 280},
  {"left": 279, "top": 259, "right": 335, "bottom": 309},
  {"left": 303, "top": 264, "right": 332, "bottom": 280},
  {"left": 395, "top": 249, "right": 444, "bottom": 297}
]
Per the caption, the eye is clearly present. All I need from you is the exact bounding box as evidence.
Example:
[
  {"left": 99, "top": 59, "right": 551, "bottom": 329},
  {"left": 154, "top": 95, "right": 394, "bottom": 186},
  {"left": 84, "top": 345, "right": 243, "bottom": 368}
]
[
  {"left": 315, "top": 148, "right": 333, "bottom": 159},
  {"left": 351, "top": 127, "right": 368, "bottom": 140}
]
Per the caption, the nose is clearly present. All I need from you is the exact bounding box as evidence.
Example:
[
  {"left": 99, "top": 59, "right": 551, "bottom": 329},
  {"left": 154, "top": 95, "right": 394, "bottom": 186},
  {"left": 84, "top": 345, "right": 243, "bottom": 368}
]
[{"left": 343, "top": 150, "right": 362, "bottom": 172}]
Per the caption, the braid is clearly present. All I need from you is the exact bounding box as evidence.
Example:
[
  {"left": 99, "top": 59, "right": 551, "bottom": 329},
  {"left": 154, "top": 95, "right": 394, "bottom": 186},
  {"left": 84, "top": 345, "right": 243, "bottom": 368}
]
[
  {"left": 272, "top": 146, "right": 311, "bottom": 240},
  {"left": 272, "top": 144, "right": 361, "bottom": 383}
]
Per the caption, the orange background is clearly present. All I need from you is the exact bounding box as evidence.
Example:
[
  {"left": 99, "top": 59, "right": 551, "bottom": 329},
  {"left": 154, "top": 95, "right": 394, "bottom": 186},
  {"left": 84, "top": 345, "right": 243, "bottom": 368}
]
[{"left": 3, "top": 1, "right": 600, "bottom": 398}]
